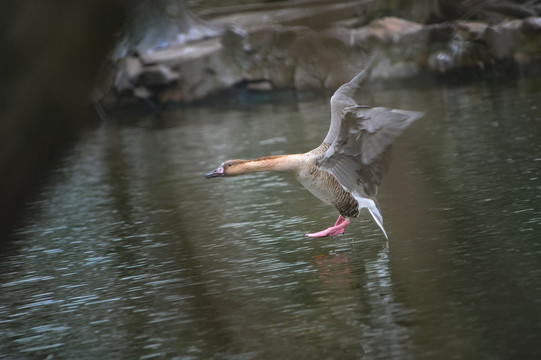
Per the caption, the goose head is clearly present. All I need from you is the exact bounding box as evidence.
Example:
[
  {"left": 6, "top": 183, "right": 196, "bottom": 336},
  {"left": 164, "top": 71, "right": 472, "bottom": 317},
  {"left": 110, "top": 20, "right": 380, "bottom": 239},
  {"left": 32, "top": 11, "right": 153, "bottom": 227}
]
[{"left": 205, "top": 160, "right": 247, "bottom": 178}]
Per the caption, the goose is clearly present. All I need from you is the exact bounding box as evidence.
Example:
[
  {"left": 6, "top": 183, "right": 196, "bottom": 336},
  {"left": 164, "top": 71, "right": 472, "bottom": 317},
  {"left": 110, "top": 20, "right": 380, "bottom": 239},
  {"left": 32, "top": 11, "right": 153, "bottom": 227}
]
[{"left": 205, "top": 58, "right": 423, "bottom": 238}]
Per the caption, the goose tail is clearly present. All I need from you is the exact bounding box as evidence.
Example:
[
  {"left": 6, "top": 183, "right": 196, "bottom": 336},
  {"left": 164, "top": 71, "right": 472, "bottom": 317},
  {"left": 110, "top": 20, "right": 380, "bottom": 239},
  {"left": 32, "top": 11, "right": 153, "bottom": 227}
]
[{"left": 354, "top": 195, "right": 389, "bottom": 239}]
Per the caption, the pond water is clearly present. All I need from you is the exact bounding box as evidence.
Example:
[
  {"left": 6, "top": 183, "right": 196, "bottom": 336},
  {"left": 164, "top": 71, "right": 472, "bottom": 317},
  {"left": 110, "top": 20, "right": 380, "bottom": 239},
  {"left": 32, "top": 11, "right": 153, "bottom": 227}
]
[{"left": 1, "top": 76, "right": 541, "bottom": 359}]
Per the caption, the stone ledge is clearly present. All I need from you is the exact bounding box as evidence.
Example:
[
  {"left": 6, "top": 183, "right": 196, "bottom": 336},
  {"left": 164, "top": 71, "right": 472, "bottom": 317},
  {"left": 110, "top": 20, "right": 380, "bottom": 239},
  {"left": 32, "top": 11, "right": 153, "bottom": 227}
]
[{"left": 106, "top": 3, "right": 541, "bottom": 106}]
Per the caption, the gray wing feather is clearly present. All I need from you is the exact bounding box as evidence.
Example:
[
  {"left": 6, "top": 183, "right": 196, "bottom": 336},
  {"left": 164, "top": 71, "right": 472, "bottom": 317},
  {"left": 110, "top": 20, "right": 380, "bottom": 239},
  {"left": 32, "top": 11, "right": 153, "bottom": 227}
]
[
  {"left": 318, "top": 106, "right": 423, "bottom": 196},
  {"left": 355, "top": 107, "right": 423, "bottom": 164}
]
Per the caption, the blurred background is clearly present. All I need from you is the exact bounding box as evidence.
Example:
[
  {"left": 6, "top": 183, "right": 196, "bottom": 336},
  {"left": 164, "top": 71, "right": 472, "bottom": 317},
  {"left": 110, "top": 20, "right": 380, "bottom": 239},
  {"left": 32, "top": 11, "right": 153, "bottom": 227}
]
[
  {"left": 1, "top": 0, "right": 540, "bottom": 239},
  {"left": 1, "top": 1, "right": 541, "bottom": 359}
]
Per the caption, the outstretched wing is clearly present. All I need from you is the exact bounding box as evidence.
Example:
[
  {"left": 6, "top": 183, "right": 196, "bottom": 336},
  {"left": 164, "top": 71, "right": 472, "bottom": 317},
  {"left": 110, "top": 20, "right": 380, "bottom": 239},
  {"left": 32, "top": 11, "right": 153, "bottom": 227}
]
[
  {"left": 323, "top": 53, "right": 376, "bottom": 144},
  {"left": 317, "top": 106, "right": 423, "bottom": 196}
]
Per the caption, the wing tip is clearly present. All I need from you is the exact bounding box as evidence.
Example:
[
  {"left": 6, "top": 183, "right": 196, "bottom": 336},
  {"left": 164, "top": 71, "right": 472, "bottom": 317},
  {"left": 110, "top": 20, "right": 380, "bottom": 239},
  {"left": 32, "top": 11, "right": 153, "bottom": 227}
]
[{"left": 391, "top": 109, "right": 424, "bottom": 123}]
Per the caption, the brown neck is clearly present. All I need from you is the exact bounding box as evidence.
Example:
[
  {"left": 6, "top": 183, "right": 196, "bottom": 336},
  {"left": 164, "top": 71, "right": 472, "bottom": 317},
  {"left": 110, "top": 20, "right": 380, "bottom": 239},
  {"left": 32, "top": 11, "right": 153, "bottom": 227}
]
[{"left": 235, "top": 154, "right": 304, "bottom": 174}]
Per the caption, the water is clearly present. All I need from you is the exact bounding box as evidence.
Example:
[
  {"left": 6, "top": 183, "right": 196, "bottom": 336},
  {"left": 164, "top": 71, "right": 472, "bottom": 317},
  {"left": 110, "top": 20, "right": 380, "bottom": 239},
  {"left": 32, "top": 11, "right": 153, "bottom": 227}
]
[{"left": 1, "top": 77, "right": 541, "bottom": 359}]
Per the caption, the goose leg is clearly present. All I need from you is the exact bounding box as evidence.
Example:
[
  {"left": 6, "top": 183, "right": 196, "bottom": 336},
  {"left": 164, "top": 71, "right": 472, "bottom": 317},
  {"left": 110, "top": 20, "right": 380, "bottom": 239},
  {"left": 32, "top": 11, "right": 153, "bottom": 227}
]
[{"left": 305, "top": 215, "right": 351, "bottom": 238}]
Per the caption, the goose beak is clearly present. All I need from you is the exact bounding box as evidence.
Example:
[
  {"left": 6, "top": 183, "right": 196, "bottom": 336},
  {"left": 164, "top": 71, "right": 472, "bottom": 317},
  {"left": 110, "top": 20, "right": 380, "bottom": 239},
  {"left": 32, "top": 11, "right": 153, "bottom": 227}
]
[{"left": 205, "top": 164, "right": 225, "bottom": 178}]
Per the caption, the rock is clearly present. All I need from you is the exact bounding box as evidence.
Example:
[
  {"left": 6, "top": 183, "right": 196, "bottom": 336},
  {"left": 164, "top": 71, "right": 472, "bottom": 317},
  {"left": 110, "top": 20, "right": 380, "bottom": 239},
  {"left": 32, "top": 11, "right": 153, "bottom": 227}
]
[
  {"left": 114, "top": 56, "right": 143, "bottom": 92},
  {"left": 516, "top": 17, "right": 541, "bottom": 68},
  {"left": 521, "top": 16, "right": 541, "bottom": 34},
  {"left": 291, "top": 27, "right": 366, "bottom": 90},
  {"left": 457, "top": 21, "right": 488, "bottom": 41},
  {"left": 124, "top": 57, "right": 144, "bottom": 79},
  {"left": 134, "top": 86, "right": 152, "bottom": 99},
  {"left": 371, "top": 57, "right": 421, "bottom": 80},
  {"left": 427, "top": 32, "right": 475, "bottom": 73},
  {"left": 245, "top": 80, "right": 273, "bottom": 91},
  {"left": 105, "top": 1, "right": 541, "bottom": 106},
  {"left": 354, "top": 17, "right": 423, "bottom": 45},
  {"left": 139, "top": 65, "right": 180, "bottom": 87},
  {"left": 208, "top": 0, "right": 366, "bottom": 29},
  {"left": 140, "top": 38, "right": 222, "bottom": 65},
  {"left": 114, "top": 69, "right": 133, "bottom": 93},
  {"left": 113, "top": 1, "right": 223, "bottom": 59},
  {"left": 484, "top": 20, "right": 524, "bottom": 59},
  {"left": 129, "top": 37, "right": 237, "bottom": 102}
]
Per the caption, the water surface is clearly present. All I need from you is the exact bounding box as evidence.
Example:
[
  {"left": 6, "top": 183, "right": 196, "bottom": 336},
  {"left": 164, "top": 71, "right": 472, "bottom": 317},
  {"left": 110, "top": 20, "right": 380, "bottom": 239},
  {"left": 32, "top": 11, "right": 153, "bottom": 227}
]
[{"left": 1, "top": 77, "right": 541, "bottom": 359}]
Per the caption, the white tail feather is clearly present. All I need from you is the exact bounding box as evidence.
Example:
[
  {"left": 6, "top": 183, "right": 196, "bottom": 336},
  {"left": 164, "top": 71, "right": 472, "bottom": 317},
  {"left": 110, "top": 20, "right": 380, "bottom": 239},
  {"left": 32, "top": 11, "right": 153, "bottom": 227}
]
[
  {"left": 354, "top": 195, "right": 389, "bottom": 239},
  {"left": 367, "top": 207, "right": 388, "bottom": 240}
]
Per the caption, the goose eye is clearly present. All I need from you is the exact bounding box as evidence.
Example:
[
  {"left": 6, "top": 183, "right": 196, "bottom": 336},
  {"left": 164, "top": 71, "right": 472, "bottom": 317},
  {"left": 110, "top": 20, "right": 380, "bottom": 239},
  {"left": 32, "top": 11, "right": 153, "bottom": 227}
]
[{"left": 227, "top": 163, "right": 232, "bottom": 167}]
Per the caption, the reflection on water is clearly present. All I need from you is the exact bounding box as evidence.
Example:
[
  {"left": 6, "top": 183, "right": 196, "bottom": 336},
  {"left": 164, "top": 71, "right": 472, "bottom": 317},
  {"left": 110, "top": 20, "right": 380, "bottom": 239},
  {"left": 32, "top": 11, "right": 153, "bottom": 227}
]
[{"left": 1, "top": 77, "right": 541, "bottom": 359}]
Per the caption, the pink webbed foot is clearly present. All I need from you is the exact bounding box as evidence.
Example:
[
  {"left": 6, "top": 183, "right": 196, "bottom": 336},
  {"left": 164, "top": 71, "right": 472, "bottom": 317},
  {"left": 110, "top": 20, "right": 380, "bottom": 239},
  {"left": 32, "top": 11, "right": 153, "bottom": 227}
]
[{"left": 305, "top": 215, "right": 351, "bottom": 238}]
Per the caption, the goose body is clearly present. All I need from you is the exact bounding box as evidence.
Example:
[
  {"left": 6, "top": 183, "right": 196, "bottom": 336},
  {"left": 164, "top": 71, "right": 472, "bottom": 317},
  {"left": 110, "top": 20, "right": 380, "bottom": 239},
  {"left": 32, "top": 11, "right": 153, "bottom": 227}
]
[{"left": 205, "top": 59, "right": 423, "bottom": 238}]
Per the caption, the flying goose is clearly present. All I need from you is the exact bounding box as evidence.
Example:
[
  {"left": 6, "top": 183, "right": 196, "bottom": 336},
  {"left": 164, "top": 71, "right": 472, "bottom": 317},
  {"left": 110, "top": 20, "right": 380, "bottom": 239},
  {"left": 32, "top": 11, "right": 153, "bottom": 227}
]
[{"left": 205, "top": 59, "right": 423, "bottom": 238}]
